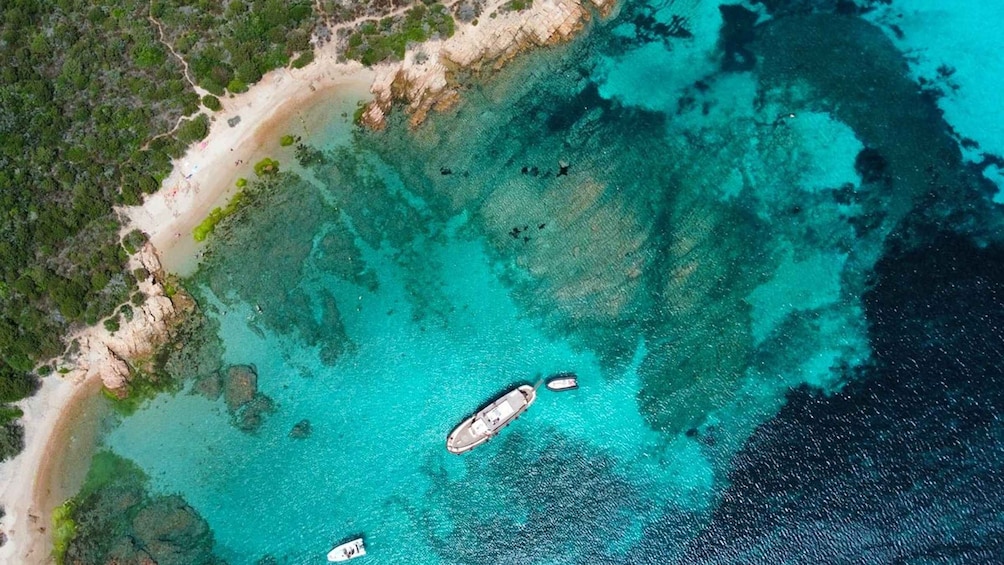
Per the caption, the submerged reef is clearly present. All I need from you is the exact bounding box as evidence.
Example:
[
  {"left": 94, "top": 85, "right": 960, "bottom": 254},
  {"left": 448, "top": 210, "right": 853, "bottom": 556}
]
[
  {"left": 289, "top": 419, "right": 312, "bottom": 439},
  {"left": 195, "top": 172, "right": 356, "bottom": 366},
  {"left": 223, "top": 364, "right": 276, "bottom": 433},
  {"left": 61, "top": 452, "right": 223, "bottom": 565},
  {"left": 74, "top": 1, "right": 1004, "bottom": 561}
]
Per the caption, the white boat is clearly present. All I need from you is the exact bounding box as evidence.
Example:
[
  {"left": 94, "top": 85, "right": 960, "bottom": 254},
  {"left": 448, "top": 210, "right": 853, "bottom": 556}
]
[
  {"left": 327, "top": 538, "right": 366, "bottom": 562},
  {"left": 446, "top": 385, "right": 537, "bottom": 454},
  {"left": 545, "top": 373, "right": 578, "bottom": 391}
]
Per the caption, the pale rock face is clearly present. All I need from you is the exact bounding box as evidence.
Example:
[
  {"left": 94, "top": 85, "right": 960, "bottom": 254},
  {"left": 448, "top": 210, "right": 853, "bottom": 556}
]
[
  {"left": 64, "top": 242, "right": 181, "bottom": 392},
  {"left": 71, "top": 338, "right": 132, "bottom": 391},
  {"left": 365, "top": 0, "right": 615, "bottom": 128}
]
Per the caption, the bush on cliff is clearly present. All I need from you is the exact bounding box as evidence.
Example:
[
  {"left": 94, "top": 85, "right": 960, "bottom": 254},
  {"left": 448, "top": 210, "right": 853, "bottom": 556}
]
[{"left": 345, "top": 4, "right": 455, "bottom": 65}]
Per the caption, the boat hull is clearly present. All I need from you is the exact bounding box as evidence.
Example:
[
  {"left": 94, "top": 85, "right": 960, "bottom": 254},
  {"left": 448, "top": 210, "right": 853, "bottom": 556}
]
[
  {"left": 545, "top": 378, "right": 577, "bottom": 391},
  {"left": 446, "top": 385, "right": 536, "bottom": 454},
  {"left": 327, "top": 538, "right": 366, "bottom": 562},
  {"left": 545, "top": 372, "right": 578, "bottom": 391}
]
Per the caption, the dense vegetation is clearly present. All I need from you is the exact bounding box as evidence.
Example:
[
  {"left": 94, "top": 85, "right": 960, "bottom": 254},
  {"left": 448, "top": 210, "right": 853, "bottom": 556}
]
[
  {"left": 152, "top": 0, "right": 317, "bottom": 95},
  {"left": 345, "top": 2, "right": 456, "bottom": 65},
  {"left": 0, "top": 0, "right": 333, "bottom": 461}
]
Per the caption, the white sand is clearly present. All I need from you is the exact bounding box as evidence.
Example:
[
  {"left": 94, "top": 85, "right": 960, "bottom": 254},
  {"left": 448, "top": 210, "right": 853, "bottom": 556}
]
[{"left": 0, "top": 1, "right": 612, "bottom": 561}]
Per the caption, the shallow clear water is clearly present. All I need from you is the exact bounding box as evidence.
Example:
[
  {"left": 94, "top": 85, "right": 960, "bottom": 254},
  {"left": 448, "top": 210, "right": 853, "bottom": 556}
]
[{"left": 97, "top": 1, "right": 1004, "bottom": 563}]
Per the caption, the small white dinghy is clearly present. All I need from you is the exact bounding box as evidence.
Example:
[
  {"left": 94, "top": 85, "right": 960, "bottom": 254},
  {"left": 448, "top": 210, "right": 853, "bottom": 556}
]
[
  {"left": 545, "top": 373, "right": 578, "bottom": 392},
  {"left": 327, "top": 538, "right": 366, "bottom": 562}
]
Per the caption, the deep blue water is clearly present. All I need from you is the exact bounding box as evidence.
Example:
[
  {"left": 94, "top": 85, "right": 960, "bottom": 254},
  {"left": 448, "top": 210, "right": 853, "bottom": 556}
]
[{"left": 96, "top": 1, "right": 1004, "bottom": 563}]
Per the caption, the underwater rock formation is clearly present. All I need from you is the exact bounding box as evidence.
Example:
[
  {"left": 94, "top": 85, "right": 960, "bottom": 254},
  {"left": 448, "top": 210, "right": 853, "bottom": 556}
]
[
  {"left": 289, "top": 419, "right": 312, "bottom": 439},
  {"left": 129, "top": 496, "right": 217, "bottom": 565},
  {"left": 222, "top": 364, "right": 275, "bottom": 433},
  {"left": 197, "top": 173, "right": 356, "bottom": 367},
  {"left": 193, "top": 371, "right": 223, "bottom": 401},
  {"left": 232, "top": 394, "right": 276, "bottom": 433},
  {"left": 224, "top": 365, "right": 258, "bottom": 412}
]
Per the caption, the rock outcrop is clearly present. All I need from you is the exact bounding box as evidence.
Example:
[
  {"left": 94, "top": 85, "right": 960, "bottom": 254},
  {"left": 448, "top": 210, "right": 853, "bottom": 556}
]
[
  {"left": 192, "top": 371, "right": 223, "bottom": 401},
  {"left": 131, "top": 496, "right": 216, "bottom": 565},
  {"left": 64, "top": 452, "right": 222, "bottom": 565},
  {"left": 362, "top": 0, "right": 617, "bottom": 129},
  {"left": 289, "top": 419, "right": 312, "bottom": 439},
  {"left": 222, "top": 364, "right": 276, "bottom": 433},
  {"left": 63, "top": 242, "right": 191, "bottom": 393},
  {"left": 231, "top": 394, "right": 276, "bottom": 433},
  {"left": 223, "top": 365, "right": 258, "bottom": 412}
]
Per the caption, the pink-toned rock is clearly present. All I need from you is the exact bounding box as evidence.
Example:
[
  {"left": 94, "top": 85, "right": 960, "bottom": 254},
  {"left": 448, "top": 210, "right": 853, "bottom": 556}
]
[
  {"left": 67, "top": 338, "right": 131, "bottom": 393},
  {"left": 365, "top": 0, "right": 617, "bottom": 129},
  {"left": 62, "top": 242, "right": 186, "bottom": 394}
]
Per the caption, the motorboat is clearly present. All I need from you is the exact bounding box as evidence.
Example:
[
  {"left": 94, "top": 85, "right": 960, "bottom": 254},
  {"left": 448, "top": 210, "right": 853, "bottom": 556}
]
[
  {"left": 327, "top": 537, "right": 366, "bottom": 562},
  {"left": 545, "top": 372, "right": 578, "bottom": 391}
]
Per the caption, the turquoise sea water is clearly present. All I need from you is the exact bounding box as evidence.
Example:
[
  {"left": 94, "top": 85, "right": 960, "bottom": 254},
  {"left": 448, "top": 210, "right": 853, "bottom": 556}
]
[{"left": 95, "top": 1, "right": 1004, "bottom": 563}]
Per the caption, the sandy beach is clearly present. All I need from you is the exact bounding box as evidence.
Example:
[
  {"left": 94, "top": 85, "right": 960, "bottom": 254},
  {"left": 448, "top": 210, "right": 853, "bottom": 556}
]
[
  {"left": 125, "top": 44, "right": 377, "bottom": 277},
  {"left": 0, "top": 0, "right": 611, "bottom": 561},
  {"left": 0, "top": 373, "right": 105, "bottom": 564}
]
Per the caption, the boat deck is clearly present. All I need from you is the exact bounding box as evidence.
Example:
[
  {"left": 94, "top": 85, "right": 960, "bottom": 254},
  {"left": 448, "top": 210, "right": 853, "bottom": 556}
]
[{"left": 447, "top": 385, "right": 536, "bottom": 454}]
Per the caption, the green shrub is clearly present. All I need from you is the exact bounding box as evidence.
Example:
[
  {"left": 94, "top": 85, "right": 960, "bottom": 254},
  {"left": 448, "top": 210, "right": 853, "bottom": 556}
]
[
  {"left": 176, "top": 114, "right": 210, "bottom": 145},
  {"left": 122, "top": 230, "right": 148, "bottom": 255},
  {"left": 254, "top": 157, "right": 280, "bottom": 177},
  {"left": 52, "top": 501, "right": 77, "bottom": 565},
  {"left": 227, "top": 78, "right": 248, "bottom": 93},
  {"left": 0, "top": 368, "right": 38, "bottom": 403},
  {"left": 346, "top": 5, "right": 456, "bottom": 66},
  {"left": 0, "top": 421, "right": 24, "bottom": 462},
  {"left": 192, "top": 191, "right": 245, "bottom": 241},
  {"left": 0, "top": 406, "right": 23, "bottom": 422},
  {"left": 236, "top": 177, "right": 248, "bottom": 188},
  {"left": 202, "top": 94, "right": 222, "bottom": 111},
  {"left": 103, "top": 318, "right": 120, "bottom": 333},
  {"left": 280, "top": 134, "right": 296, "bottom": 147},
  {"left": 291, "top": 51, "right": 314, "bottom": 69}
]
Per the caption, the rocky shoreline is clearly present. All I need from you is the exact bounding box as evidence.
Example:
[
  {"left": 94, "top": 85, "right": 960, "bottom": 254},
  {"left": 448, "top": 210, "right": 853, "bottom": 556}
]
[
  {"left": 61, "top": 243, "right": 193, "bottom": 394},
  {"left": 361, "top": 0, "right": 616, "bottom": 129}
]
